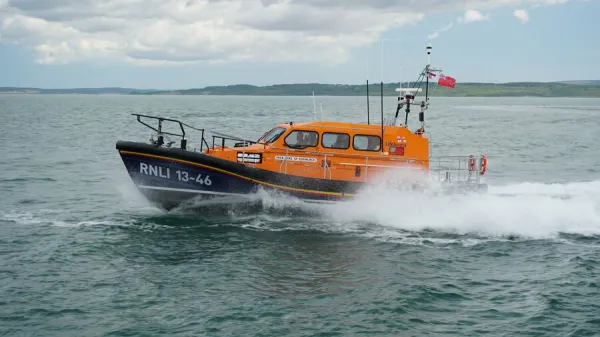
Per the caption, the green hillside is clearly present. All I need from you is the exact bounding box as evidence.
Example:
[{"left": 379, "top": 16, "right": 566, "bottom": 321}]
[{"left": 137, "top": 82, "right": 600, "bottom": 97}]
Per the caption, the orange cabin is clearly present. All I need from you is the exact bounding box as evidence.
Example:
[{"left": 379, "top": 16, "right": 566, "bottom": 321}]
[{"left": 203, "top": 121, "right": 430, "bottom": 183}]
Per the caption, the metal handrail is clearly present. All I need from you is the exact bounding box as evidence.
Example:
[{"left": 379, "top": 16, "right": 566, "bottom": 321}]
[
  {"left": 323, "top": 154, "right": 332, "bottom": 179},
  {"left": 339, "top": 162, "right": 425, "bottom": 169},
  {"left": 297, "top": 123, "right": 388, "bottom": 133},
  {"left": 132, "top": 113, "right": 206, "bottom": 138},
  {"left": 279, "top": 148, "right": 289, "bottom": 174},
  {"left": 133, "top": 113, "right": 211, "bottom": 151},
  {"left": 266, "top": 144, "right": 422, "bottom": 163},
  {"left": 429, "top": 155, "right": 484, "bottom": 184},
  {"left": 211, "top": 135, "right": 257, "bottom": 150}
]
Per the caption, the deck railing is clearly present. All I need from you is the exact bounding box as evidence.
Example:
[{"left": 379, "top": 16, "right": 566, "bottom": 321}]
[
  {"left": 429, "top": 155, "right": 484, "bottom": 184},
  {"left": 267, "top": 146, "right": 483, "bottom": 184},
  {"left": 132, "top": 114, "right": 484, "bottom": 184},
  {"left": 205, "top": 134, "right": 482, "bottom": 185},
  {"left": 133, "top": 113, "right": 210, "bottom": 151}
]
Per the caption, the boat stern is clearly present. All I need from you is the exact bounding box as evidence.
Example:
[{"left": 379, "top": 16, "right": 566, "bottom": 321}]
[{"left": 430, "top": 155, "right": 489, "bottom": 195}]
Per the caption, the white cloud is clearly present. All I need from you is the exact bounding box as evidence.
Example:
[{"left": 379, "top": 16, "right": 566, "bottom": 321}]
[
  {"left": 0, "top": 0, "right": 572, "bottom": 65},
  {"left": 458, "top": 9, "right": 490, "bottom": 23},
  {"left": 428, "top": 9, "right": 489, "bottom": 39},
  {"left": 514, "top": 9, "right": 530, "bottom": 23},
  {"left": 428, "top": 22, "right": 454, "bottom": 39}
]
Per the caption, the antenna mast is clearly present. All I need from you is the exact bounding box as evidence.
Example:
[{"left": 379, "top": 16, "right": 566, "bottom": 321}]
[
  {"left": 312, "top": 91, "right": 316, "bottom": 120},
  {"left": 419, "top": 45, "right": 433, "bottom": 134},
  {"left": 320, "top": 102, "right": 324, "bottom": 125},
  {"left": 380, "top": 33, "right": 384, "bottom": 150},
  {"left": 394, "top": 45, "right": 439, "bottom": 130},
  {"left": 366, "top": 46, "right": 370, "bottom": 124},
  {"left": 400, "top": 65, "right": 402, "bottom": 91}
]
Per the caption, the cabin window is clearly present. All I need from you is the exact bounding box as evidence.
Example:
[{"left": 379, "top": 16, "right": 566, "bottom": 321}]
[
  {"left": 284, "top": 130, "right": 319, "bottom": 148},
  {"left": 258, "top": 127, "right": 286, "bottom": 143},
  {"left": 353, "top": 135, "right": 381, "bottom": 151},
  {"left": 321, "top": 132, "right": 350, "bottom": 149}
]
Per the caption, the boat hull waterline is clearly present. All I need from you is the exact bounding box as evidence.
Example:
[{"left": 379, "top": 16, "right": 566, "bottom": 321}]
[{"left": 117, "top": 141, "right": 487, "bottom": 211}]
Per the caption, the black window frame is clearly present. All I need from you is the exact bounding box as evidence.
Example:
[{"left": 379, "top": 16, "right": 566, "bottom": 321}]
[
  {"left": 352, "top": 134, "right": 382, "bottom": 152},
  {"left": 258, "top": 127, "right": 287, "bottom": 144},
  {"left": 321, "top": 132, "right": 351, "bottom": 150},
  {"left": 283, "top": 130, "right": 319, "bottom": 149}
]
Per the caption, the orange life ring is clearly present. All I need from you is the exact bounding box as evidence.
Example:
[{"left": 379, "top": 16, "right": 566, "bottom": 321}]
[{"left": 480, "top": 155, "right": 487, "bottom": 175}]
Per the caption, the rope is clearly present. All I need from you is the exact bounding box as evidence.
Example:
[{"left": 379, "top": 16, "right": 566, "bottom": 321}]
[{"left": 430, "top": 77, "right": 440, "bottom": 97}]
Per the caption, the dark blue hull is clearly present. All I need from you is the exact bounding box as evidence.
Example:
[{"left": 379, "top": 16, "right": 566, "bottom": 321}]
[{"left": 119, "top": 153, "right": 255, "bottom": 210}]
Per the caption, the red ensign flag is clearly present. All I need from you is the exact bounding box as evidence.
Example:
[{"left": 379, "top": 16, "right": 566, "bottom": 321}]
[{"left": 438, "top": 74, "right": 456, "bottom": 88}]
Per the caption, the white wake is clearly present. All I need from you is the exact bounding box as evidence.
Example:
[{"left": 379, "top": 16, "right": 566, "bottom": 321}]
[
  {"left": 322, "top": 180, "right": 600, "bottom": 239},
  {"left": 245, "top": 178, "right": 600, "bottom": 240}
]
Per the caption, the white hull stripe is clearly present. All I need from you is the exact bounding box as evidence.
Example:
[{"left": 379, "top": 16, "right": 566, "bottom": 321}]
[
  {"left": 137, "top": 185, "right": 342, "bottom": 204},
  {"left": 138, "top": 185, "right": 238, "bottom": 196}
]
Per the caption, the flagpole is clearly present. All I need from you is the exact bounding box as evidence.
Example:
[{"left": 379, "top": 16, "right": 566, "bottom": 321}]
[
  {"left": 425, "top": 45, "right": 432, "bottom": 102},
  {"left": 426, "top": 72, "right": 429, "bottom": 102}
]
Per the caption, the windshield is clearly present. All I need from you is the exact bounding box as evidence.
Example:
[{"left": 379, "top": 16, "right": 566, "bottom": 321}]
[{"left": 258, "top": 127, "right": 286, "bottom": 143}]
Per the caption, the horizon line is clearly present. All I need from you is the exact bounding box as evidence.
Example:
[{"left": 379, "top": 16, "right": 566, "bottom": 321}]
[{"left": 1, "top": 79, "right": 599, "bottom": 91}]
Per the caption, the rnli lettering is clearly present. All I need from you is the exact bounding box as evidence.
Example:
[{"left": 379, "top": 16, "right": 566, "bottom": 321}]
[
  {"left": 140, "top": 162, "right": 170, "bottom": 178},
  {"left": 275, "top": 155, "right": 317, "bottom": 163},
  {"left": 139, "top": 162, "right": 212, "bottom": 186}
]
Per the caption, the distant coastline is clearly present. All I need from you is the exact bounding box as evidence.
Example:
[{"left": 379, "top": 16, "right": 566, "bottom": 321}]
[{"left": 2, "top": 81, "right": 600, "bottom": 97}]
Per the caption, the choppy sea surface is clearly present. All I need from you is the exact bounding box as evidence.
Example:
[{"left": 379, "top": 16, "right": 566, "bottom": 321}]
[{"left": 1, "top": 94, "right": 600, "bottom": 336}]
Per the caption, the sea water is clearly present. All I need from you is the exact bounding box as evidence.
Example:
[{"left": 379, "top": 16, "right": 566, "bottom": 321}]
[{"left": 1, "top": 94, "right": 599, "bottom": 336}]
